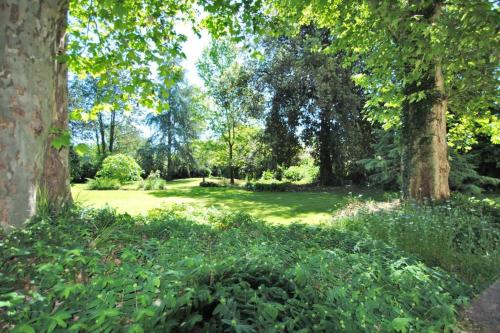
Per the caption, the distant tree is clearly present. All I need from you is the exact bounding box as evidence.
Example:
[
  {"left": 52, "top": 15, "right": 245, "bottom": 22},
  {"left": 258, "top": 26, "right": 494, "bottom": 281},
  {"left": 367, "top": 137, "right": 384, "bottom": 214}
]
[
  {"left": 254, "top": 29, "right": 368, "bottom": 185},
  {"left": 147, "top": 78, "right": 205, "bottom": 180},
  {"left": 197, "top": 39, "right": 264, "bottom": 184},
  {"left": 69, "top": 75, "right": 138, "bottom": 156}
]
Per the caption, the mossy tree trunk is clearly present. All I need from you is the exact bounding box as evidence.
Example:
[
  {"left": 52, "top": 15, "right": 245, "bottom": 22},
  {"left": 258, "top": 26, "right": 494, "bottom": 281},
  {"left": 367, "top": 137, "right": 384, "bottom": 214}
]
[
  {"left": 0, "top": 0, "right": 71, "bottom": 231},
  {"left": 401, "top": 1, "right": 450, "bottom": 201},
  {"left": 401, "top": 64, "right": 450, "bottom": 201}
]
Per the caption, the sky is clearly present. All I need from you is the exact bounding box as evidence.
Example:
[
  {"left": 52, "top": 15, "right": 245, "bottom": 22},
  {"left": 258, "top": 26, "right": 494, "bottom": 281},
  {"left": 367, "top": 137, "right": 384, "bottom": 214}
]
[
  {"left": 177, "top": 22, "right": 211, "bottom": 88},
  {"left": 137, "top": 23, "right": 211, "bottom": 138}
]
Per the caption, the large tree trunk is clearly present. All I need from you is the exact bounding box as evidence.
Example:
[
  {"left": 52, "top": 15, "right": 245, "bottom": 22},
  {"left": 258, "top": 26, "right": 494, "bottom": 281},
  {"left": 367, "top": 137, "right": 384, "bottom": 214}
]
[
  {"left": 0, "top": 0, "right": 71, "bottom": 231},
  {"left": 401, "top": 1, "right": 450, "bottom": 201},
  {"left": 401, "top": 64, "right": 450, "bottom": 200}
]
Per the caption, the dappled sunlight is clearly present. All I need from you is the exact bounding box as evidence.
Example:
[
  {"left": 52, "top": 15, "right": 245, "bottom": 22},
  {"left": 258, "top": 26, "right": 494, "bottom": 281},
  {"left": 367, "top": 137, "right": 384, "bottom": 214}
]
[{"left": 72, "top": 178, "right": 385, "bottom": 224}]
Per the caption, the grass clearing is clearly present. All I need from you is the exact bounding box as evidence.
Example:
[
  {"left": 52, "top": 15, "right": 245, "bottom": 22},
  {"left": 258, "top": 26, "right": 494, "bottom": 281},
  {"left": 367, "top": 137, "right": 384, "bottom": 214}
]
[{"left": 72, "top": 178, "right": 386, "bottom": 224}]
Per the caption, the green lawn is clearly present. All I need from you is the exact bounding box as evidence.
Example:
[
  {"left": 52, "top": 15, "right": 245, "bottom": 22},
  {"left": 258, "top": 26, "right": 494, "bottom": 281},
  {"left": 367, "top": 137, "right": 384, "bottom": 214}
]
[{"left": 72, "top": 178, "right": 385, "bottom": 224}]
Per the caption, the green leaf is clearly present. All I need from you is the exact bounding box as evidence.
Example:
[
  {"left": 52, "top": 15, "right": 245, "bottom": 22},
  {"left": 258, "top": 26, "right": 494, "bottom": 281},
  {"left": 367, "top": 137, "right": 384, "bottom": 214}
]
[
  {"left": 0, "top": 301, "right": 11, "bottom": 307},
  {"left": 51, "top": 130, "right": 71, "bottom": 150},
  {"left": 391, "top": 317, "right": 411, "bottom": 332},
  {"left": 74, "top": 143, "right": 90, "bottom": 156},
  {"left": 128, "top": 324, "right": 144, "bottom": 333},
  {"left": 12, "top": 324, "right": 35, "bottom": 333}
]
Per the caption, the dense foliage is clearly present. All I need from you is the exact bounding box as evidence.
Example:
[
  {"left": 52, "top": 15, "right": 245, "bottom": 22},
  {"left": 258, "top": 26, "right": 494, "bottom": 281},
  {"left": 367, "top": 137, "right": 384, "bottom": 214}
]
[
  {"left": 97, "top": 154, "right": 142, "bottom": 184},
  {"left": 139, "top": 171, "right": 167, "bottom": 191},
  {"left": 252, "top": 29, "right": 370, "bottom": 185},
  {"left": 341, "top": 196, "right": 500, "bottom": 287},
  {"left": 0, "top": 206, "right": 478, "bottom": 332}
]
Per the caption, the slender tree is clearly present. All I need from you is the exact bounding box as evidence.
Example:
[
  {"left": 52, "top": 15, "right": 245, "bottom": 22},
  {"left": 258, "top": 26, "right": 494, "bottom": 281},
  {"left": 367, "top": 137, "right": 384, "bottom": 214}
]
[
  {"left": 147, "top": 79, "right": 205, "bottom": 180},
  {"left": 198, "top": 40, "right": 263, "bottom": 184}
]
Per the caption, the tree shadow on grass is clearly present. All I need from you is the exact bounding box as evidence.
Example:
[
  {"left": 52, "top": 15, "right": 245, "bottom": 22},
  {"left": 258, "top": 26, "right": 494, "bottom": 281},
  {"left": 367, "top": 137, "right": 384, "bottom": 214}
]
[{"left": 148, "top": 184, "right": 385, "bottom": 223}]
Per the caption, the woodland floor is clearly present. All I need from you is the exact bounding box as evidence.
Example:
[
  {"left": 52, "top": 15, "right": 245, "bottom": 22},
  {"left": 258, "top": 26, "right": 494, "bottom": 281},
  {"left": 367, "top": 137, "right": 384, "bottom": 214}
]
[{"left": 72, "top": 178, "right": 386, "bottom": 224}]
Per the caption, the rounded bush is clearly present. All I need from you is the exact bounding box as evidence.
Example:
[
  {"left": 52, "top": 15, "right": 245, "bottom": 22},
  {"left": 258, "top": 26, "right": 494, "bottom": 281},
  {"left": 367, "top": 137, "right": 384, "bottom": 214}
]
[
  {"left": 97, "top": 154, "right": 142, "bottom": 183},
  {"left": 283, "top": 166, "right": 304, "bottom": 181}
]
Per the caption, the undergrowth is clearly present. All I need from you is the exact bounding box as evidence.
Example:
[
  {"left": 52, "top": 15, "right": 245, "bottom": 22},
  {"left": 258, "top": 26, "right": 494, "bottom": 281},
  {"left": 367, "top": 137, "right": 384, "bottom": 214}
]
[
  {"left": 340, "top": 195, "right": 500, "bottom": 287},
  {"left": 0, "top": 206, "right": 474, "bottom": 332},
  {"left": 139, "top": 171, "right": 167, "bottom": 190},
  {"left": 86, "top": 177, "right": 121, "bottom": 190}
]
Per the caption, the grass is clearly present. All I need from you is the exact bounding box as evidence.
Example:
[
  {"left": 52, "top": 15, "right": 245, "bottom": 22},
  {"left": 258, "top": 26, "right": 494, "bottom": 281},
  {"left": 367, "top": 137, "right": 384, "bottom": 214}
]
[
  {"left": 3, "top": 181, "right": 497, "bottom": 331},
  {"left": 72, "top": 178, "right": 386, "bottom": 224}
]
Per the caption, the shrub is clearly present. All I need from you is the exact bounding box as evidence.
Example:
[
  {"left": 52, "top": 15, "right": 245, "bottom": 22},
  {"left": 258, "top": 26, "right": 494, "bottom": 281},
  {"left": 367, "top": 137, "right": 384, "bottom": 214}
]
[
  {"left": 69, "top": 148, "right": 102, "bottom": 183},
  {"left": 283, "top": 165, "right": 303, "bottom": 181},
  {"left": 198, "top": 167, "right": 211, "bottom": 182},
  {"left": 200, "top": 180, "right": 220, "bottom": 187},
  {"left": 283, "top": 164, "right": 319, "bottom": 183},
  {"left": 139, "top": 170, "right": 167, "bottom": 190},
  {"left": 260, "top": 170, "right": 275, "bottom": 181},
  {"left": 448, "top": 150, "right": 499, "bottom": 194},
  {"left": 0, "top": 207, "right": 473, "bottom": 332},
  {"left": 86, "top": 177, "right": 121, "bottom": 190},
  {"left": 97, "top": 154, "right": 142, "bottom": 183},
  {"left": 246, "top": 181, "right": 292, "bottom": 192}
]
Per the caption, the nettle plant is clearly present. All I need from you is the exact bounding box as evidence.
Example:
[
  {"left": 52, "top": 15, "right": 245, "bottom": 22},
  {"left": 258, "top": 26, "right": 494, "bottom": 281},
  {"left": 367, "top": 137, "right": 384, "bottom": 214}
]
[{"left": 96, "top": 154, "right": 142, "bottom": 184}]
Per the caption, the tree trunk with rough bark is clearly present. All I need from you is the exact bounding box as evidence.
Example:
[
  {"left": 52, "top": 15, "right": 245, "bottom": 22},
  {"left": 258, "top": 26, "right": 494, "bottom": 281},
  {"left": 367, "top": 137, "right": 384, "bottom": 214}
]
[
  {"left": 401, "top": 64, "right": 450, "bottom": 200},
  {"left": 0, "top": 0, "right": 71, "bottom": 231},
  {"left": 401, "top": 1, "right": 450, "bottom": 201}
]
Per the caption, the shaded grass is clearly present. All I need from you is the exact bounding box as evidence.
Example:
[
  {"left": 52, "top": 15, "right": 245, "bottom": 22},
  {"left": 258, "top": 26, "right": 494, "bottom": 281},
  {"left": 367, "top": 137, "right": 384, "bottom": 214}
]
[{"left": 72, "top": 178, "right": 386, "bottom": 224}]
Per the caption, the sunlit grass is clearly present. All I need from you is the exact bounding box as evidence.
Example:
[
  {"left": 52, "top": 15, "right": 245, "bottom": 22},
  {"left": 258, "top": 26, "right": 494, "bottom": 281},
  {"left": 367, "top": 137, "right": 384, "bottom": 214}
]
[{"left": 72, "top": 178, "right": 385, "bottom": 224}]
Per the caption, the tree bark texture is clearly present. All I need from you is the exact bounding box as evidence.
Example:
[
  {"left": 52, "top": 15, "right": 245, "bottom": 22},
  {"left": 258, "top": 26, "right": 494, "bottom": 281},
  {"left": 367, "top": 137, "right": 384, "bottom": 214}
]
[
  {"left": 401, "top": 1, "right": 450, "bottom": 201},
  {"left": 0, "top": 0, "right": 71, "bottom": 231},
  {"left": 401, "top": 64, "right": 450, "bottom": 200}
]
